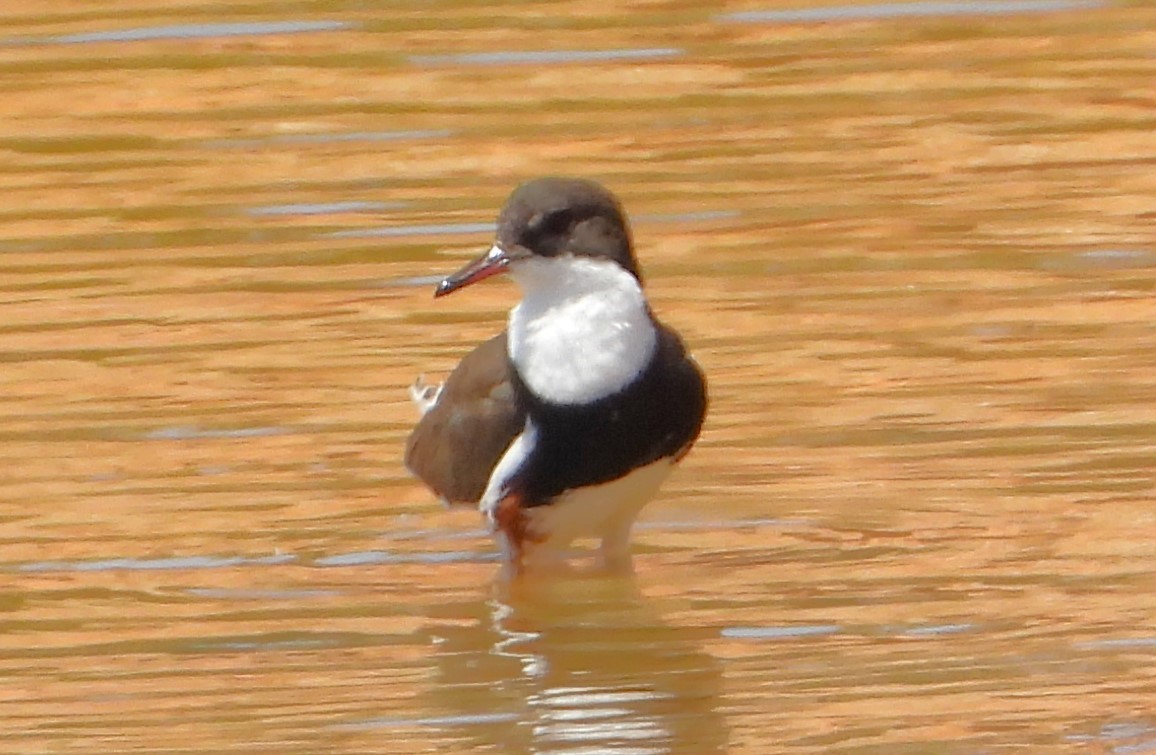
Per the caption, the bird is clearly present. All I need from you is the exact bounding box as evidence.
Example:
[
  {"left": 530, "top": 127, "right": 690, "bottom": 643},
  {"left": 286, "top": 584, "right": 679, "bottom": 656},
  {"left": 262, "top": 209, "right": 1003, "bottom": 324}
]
[{"left": 404, "top": 177, "right": 707, "bottom": 573}]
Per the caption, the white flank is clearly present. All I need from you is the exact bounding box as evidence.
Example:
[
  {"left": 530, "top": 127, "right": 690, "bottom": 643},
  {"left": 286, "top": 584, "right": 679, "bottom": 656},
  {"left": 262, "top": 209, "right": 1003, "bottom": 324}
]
[
  {"left": 479, "top": 420, "right": 539, "bottom": 560},
  {"left": 507, "top": 253, "right": 656, "bottom": 405}
]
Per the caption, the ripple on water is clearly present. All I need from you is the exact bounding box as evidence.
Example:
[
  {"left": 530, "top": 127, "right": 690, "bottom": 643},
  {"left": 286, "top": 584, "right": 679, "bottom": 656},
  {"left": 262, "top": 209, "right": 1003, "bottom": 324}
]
[
  {"left": 331, "top": 712, "right": 522, "bottom": 732},
  {"left": 7, "top": 20, "right": 354, "bottom": 46},
  {"left": 204, "top": 130, "right": 454, "bottom": 149},
  {"left": 409, "top": 48, "right": 683, "bottom": 67},
  {"left": 314, "top": 550, "right": 496, "bottom": 567},
  {"left": 721, "top": 625, "right": 842, "bottom": 640},
  {"left": 245, "top": 201, "right": 406, "bottom": 217},
  {"left": 717, "top": 0, "right": 1107, "bottom": 24},
  {"left": 15, "top": 554, "right": 295, "bottom": 573},
  {"left": 325, "top": 222, "right": 495, "bottom": 240},
  {"left": 141, "top": 425, "right": 292, "bottom": 441}
]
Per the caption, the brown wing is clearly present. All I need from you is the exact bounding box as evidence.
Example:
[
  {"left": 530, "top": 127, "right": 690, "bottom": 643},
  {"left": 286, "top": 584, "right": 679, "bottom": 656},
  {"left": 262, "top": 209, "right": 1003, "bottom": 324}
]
[{"left": 404, "top": 333, "right": 525, "bottom": 505}]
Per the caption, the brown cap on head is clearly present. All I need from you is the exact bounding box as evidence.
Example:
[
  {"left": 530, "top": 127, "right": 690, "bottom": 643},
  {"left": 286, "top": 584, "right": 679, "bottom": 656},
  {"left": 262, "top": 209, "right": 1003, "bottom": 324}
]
[
  {"left": 436, "top": 177, "right": 641, "bottom": 298},
  {"left": 496, "top": 177, "right": 640, "bottom": 279}
]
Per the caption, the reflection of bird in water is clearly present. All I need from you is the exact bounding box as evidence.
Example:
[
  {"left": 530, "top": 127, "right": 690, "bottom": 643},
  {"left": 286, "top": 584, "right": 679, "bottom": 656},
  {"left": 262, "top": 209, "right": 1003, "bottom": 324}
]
[{"left": 426, "top": 573, "right": 728, "bottom": 753}]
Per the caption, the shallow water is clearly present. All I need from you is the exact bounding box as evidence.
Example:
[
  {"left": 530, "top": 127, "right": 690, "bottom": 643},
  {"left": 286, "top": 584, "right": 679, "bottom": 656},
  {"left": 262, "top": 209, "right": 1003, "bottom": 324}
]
[{"left": 2, "top": 0, "right": 1156, "bottom": 752}]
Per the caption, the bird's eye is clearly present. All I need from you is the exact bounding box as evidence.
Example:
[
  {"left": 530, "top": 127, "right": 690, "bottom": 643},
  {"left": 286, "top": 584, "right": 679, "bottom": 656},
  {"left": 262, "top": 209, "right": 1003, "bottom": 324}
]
[
  {"left": 538, "top": 209, "right": 572, "bottom": 236},
  {"left": 522, "top": 209, "right": 575, "bottom": 256}
]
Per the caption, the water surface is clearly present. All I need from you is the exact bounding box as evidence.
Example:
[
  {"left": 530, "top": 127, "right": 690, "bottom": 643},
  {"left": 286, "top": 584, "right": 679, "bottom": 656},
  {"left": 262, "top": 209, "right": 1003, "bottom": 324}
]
[{"left": 2, "top": 0, "right": 1155, "bottom": 752}]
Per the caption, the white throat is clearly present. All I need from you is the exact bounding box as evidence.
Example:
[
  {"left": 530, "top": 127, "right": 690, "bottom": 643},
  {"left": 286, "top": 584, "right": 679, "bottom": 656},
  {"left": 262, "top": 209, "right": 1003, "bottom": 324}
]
[{"left": 506, "top": 252, "right": 656, "bottom": 405}]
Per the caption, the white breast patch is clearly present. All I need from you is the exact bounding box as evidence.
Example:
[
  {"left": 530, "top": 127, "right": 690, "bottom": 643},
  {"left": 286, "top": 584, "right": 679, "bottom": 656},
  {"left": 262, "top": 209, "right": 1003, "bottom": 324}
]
[{"left": 507, "top": 255, "right": 656, "bottom": 405}]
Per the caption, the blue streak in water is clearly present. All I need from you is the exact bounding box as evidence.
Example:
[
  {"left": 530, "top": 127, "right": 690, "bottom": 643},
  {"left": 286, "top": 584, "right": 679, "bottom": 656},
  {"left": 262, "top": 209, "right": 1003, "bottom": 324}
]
[
  {"left": 17, "top": 553, "right": 295, "bottom": 573},
  {"left": 635, "top": 210, "right": 742, "bottom": 224},
  {"left": 142, "top": 425, "right": 290, "bottom": 441},
  {"left": 410, "top": 47, "right": 682, "bottom": 66},
  {"left": 45, "top": 21, "right": 352, "bottom": 45},
  {"left": 902, "top": 622, "right": 975, "bottom": 636},
  {"left": 246, "top": 201, "right": 404, "bottom": 217},
  {"left": 316, "top": 550, "right": 491, "bottom": 566},
  {"left": 1075, "top": 637, "right": 1156, "bottom": 650},
  {"left": 1068, "top": 724, "right": 1156, "bottom": 754},
  {"left": 718, "top": 0, "right": 1105, "bottom": 24},
  {"left": 326, "top": 222, "right": 495, "bottom": 240},
  {"left": 380, "top": 274, "right": 447, "bottom": 288},
  {"left": 722, "top": 624, "right": 840, "bottom": 639}
]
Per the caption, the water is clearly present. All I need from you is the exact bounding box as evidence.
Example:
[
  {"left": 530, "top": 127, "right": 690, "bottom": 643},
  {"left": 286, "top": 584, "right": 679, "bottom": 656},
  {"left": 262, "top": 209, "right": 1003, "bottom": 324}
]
[{"left": 2, "top": 0, "right": 1155, "bottom": 752}]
